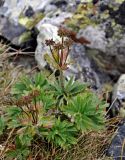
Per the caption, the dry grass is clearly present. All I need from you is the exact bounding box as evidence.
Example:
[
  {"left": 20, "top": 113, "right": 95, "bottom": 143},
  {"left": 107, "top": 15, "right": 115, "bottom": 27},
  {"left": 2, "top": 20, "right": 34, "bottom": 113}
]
[
  {"left": 0, "top": 42, "right": 37, "bottom": 113},
  {"left": 29, "top": 117, "right": 121, "bottom": 160},
  {"left": 0, "top": 42, "right": 121, "bottom": 160}
]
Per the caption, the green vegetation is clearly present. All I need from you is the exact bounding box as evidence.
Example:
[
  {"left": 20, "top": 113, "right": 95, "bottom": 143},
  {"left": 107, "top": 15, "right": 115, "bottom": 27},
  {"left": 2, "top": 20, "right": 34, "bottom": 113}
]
[{"left": 0, "top": 28, "right": 112, "bottom": 160}]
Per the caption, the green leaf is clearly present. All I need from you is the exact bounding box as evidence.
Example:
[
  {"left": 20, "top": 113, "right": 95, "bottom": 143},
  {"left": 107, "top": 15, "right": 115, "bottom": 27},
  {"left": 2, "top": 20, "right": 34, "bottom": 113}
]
[
  {"left": 7, "top": 146, "right": 30, "bottom": 160},
  {"left": 47, "top": 118, "right": 77, "bottom": 149},
  {"left": 12, "top": 73, "right": 48, "bottom": 98},
  {"left": 8, "top": 119, "right": 21, "bottom": 128},
  {"left": 48, "top": 76, "right": 87, "bottom": 107},
  {"left": 6, "top": 106, "right": 22, "bottom": 118},
  {"left": 17, "top": 126, "right": 35, "bottom": 146},
  {"left": 0, "top": 116, "right": 5, "bottom": 135},
  {"left": 39, "top": 116, "right": 55, "bottom": 128},
  {"left": 7, "top": 136, "right": 30, "bottom": 159},
  {"left": 44, "top": 53, "right": 60, "bottom": 70},
  {"left": 63, "top": 92, "right": 106, "bottom": 131}
]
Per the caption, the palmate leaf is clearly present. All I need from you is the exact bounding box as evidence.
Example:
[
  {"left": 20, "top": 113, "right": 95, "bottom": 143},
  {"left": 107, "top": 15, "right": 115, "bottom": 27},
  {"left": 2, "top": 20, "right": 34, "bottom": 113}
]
[
  {"left": 65, "top": 77, "right": 87, "bottom": 96},
  {"left": 12, "top": 76, "right": 32, "bottom": 95},
  {"left": 48, "top": 76, "right": 87, "bottom": 106},
  {"left": 34, "top": 73, "right": 47, "bottom": 88},
  {"left": 48, "top": 80, "right": 63, "bottom": 96},
  {"left": 12, "top": 73, "right": 47, "bottom": 97},
  {"left": 16, "top": 126, "right": 35, "bottom": 148},
  {"left": 47, "top": 118, "right": 77, "bottom": 149},
  {"left": 63, "top": 92, "right": 106, "bottom": 131},
  {"left": 6, "top": 130, "right": 30, "bottom": 159},
  {"left": 37, "top": 93, "right": 55, "bottom": 110},
  {"left": 6, "top": 106, "right": 22, "bottom": 118},
  {"left": 4, "top": 106, "right": 22, "bottom": 128},
  {"left": 7, "top": 137, "right": 30, "bottom": 160}
]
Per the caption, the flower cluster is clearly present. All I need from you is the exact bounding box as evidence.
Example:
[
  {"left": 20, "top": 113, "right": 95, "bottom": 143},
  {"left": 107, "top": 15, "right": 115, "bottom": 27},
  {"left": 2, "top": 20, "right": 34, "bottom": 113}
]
[
  {"left": 15, "top": 89, "right": 40, "bottom": 107},
  {"left": 45, "top": 27, "right": 90, "bottom": 71}
]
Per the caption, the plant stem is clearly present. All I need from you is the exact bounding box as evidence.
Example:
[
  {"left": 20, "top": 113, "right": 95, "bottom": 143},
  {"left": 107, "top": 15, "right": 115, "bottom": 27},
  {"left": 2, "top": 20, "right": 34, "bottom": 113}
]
[
  {"left": 60, "top": 70, "right": 64, "bottom": 90},
  {"left": 34, "top": 97, "right": 38, "bottom": 124},
  {"left": 60, "top": 37, "right": 64, "bottom": 66}
]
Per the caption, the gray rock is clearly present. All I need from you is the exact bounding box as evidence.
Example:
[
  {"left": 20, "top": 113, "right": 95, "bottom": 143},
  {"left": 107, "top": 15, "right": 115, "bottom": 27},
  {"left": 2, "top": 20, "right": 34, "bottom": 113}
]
[
  {"left": 107, "top": 121, "right": 125, "bottom": 160},
  {"left": 35, "top": 23, "right": 61, "bottom": 68},
  {"left": 113, "top": 74, "right": 125, "bottom": 101},
  {"left": 0, "top": 16, "right": 26, "bottom": 45},
  {"left": 0, "top": 15, "right": 38, "bottom": 48},
  {"left": 78, "top": 26, "right": 107, "bottom": 52},
  {"left": 1, "top": 0, "right": 53, "bottom": 23},
  {"left": 0, "top": 0, "right": 75, "bottom": 24},
  {"left": 0, "top": 0, "right": 73, "bottom": 48},
  {"left": 78, "top": 25, "right": 125, "bottom": 78},
  {"left": 65, "top": 43, "right": 101, "bottom": 87},
  {"left": 38, "top": 10, "right": 72, "bottom": 26},
  {"left": 107, "top": 73, "right": 125, "bottom": 119},
  {"left": 109, "top": 74, "right": 125, "bottom": 117}
]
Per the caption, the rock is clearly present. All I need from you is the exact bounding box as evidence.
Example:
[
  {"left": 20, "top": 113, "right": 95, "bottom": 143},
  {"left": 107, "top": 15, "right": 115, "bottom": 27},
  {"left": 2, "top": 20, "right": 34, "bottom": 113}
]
[
  {"left": 103, "top": 36, "right": 125, "bottom": 76},
  {"left": 107, "top": 121, "right": 125, "bottom": 160},
  {"left": 0, "top": 16, "right": 26, "bottom": 44},
  {"left": 38, "top": 10, "right": 72, "bottom": 26},
  {"left": 0, "top": 0, "right": 4, "bottom": 7},
  {"left": 0, "top": 0, "right": 74, "bottom": 24},
  {"left": 0, "top": 0, "right": 45, "bottom": 48},
  {"left": 109, "top": 74, "right": 125, "bottom": 117},
  {"left": 113, "top": 74, "right": 125, "bottom": 101},
  {"left": 0, "top": 0, "right": 72, "bottom": 48},
  {"left": 78, "top": 26, "right": 107, "bottom": 52},
  {"left": 24, "top": 6, "right": 35, "bottom": 17},
  {"left": 51, "top": 0, "right": 67, "bottom": 9},
  {"left": 1, "top": 0, "right": 53, "bottom": 23},
  {"left": 0, "top": 15, "right": 38, "bottom": 49},
  {"left": 44, "top": 4, "right": 57, "bottom": 14},
  {"left": 109, "top": 1, "right": 125, "bottom": 26},
  {"left": 65, "top": 43, "right": 101, "bottom": 88},
  {"left": 77, "top": 24, "right": 125, "bottom": 79},
  {"left": 50, "top": 0, "right": 77, "bottom": 12},
  {"left": 35, "top": 24, "right": 61, "bottom": 68}
]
